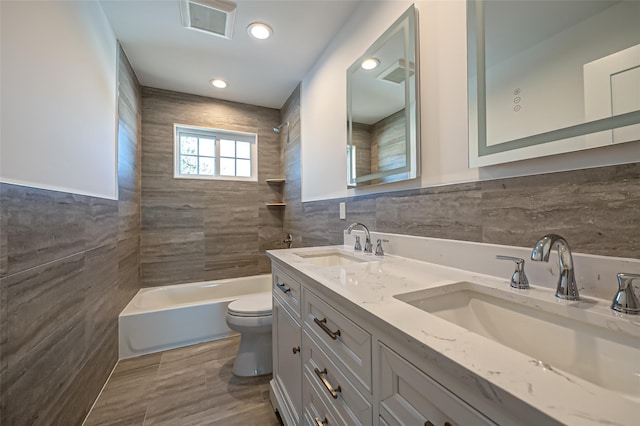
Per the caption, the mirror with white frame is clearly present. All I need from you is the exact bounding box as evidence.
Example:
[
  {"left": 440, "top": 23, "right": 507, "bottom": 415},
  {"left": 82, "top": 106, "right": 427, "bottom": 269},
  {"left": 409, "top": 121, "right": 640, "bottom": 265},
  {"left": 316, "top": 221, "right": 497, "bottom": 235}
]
[
  {"left": 468, "top": 0, "right": 640, "bottom": 167},
  {"left": 347, "top": 5, "right": 420, "bottom": 187}
]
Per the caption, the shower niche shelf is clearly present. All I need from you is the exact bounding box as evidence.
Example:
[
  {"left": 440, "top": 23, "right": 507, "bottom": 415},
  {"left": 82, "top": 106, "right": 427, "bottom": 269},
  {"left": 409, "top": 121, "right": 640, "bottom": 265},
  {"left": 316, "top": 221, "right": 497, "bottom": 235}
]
[{"left": 266, "top": 178, "right": 285, "bottom": 206}]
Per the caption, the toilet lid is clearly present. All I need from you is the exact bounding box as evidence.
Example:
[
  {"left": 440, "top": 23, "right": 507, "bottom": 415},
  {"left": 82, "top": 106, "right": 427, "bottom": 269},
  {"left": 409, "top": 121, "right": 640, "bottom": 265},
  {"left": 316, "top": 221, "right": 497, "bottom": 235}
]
[{"left": 228, "top": 292, "right": 272, "bottom": 317}]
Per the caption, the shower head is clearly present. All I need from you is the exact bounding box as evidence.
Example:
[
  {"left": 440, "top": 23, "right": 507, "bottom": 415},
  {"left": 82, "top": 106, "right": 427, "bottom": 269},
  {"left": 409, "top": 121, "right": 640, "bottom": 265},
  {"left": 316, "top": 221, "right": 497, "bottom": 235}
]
[{"left": 273, "top": 122, "right": 289, "bottom": 134}]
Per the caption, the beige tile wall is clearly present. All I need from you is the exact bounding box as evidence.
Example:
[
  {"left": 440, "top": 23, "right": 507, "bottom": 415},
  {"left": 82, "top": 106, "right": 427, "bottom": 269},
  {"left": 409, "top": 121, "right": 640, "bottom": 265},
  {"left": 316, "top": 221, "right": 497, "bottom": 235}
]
[
  {"left": 0, "top": 45, "right": 142, "bottom": 425},
  {"left": 140, "top": 88, "right": 285, "bottom": 287}
]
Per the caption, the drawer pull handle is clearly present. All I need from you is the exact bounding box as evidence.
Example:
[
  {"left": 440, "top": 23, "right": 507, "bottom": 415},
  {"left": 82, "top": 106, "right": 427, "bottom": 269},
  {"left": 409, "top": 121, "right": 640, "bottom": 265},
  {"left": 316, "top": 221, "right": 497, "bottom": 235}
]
[
  {"left": 276, "top": 282, "right": 291, "bottom": 294},
  {"left": 314, "top": 417, "right": 328, "bottom": 426},
  {"left": 313, "top": 317, "right": 341, "bottom": 340},
  {"left": 314, "top": 367, "right": 341, "bottom": 399},
  {"left": 424, "top": 422, "right": 434, "bottom": 426},
  {"left": 292, "top": 346, "right": 300, "bottom": 354}
]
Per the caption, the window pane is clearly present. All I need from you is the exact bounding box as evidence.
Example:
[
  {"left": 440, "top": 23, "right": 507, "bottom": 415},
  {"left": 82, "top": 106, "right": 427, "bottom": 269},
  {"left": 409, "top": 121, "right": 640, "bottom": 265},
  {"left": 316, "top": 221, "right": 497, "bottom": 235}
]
[
  {"left": 220, "top": 139, "right": 236, "bottom": 157},
  {"left": 199, "top": 138, "right": 215, "bottom": 157},
  {"left": 236, "top": 141, "right": 251, "bottom": 159},
  {"left": 180, "top": 155, "right": 198, "bottom": 174},
  {"left": 175, "top": 125, "right": 256, "bottom": 180},
  {"left": 199, "top": 157, "right": 215, "bottom": 175},
  {"left": 180, "top": 136, "right": 198, "bottom": 155},
  {"left": 236, "top": 159, "right": 251, "bottom": 177},
  {"left": 220, "top": 158, "right": 235, "bottom": 176}
]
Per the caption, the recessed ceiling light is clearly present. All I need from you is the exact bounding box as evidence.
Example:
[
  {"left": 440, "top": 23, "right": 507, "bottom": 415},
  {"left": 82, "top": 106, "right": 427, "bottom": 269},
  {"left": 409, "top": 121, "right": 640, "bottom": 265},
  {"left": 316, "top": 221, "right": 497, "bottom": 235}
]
[
  {"left": 361, "top": 58, "right": 380, "bottom": 70},
  {"left": 247, "top": 22, "right": 273, "bottom": 40},
  {"left": 211, "top": 79, "right": 227, "bottom": 88}
]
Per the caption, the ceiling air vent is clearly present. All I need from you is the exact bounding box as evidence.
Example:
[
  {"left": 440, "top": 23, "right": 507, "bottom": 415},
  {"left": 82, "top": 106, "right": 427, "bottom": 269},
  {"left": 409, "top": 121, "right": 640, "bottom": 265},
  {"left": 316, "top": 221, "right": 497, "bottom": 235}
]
[
  {"left": 377, "top": 59, "right": 415, "bottom": 84},
  {"left": 180, "top": 0, "right": 237, "bottom": 40}
]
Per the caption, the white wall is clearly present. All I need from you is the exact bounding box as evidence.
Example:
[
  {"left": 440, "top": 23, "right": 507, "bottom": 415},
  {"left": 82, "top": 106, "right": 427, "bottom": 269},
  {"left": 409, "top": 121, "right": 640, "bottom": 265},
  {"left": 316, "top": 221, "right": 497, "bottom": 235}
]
[
  {"left": 1, "top": 1, "right": 118, "bottom": 199},
  {"left": 300, "top": 0, "right": 640, "bottom": 202}
]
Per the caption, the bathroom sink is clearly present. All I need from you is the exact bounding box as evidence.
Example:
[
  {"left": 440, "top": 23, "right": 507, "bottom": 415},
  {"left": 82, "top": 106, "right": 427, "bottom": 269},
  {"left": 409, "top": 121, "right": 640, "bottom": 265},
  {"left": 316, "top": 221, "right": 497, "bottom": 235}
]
[
  {"left": 394, "top": 282, "right": 640, "bottom": 401},
  {"left": 294, "top": 250, "right": 372, "bottom": 266}
]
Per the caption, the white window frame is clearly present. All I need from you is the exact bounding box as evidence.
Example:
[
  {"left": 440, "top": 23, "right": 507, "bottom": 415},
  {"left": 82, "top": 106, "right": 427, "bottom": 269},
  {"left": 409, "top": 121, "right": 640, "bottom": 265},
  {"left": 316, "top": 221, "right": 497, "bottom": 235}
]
[{"left": 173, "top": 124, "right": 258, "bottom": 182}]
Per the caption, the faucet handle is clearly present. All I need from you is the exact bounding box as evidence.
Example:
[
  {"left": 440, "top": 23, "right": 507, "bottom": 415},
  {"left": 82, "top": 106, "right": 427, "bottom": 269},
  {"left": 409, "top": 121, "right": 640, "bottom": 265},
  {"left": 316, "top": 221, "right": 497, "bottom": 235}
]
[
  {"left": 375, "top": 239, "right": 389, "bottom": 256},
  {"left": 496, "top": 255, "right": 530, "bottom": 289},
  {"left": 353, "top": 235, "right": 362, "bottom": 251},
  {"left": 611, "top": 273, "right": 640, "bottom": 315}
]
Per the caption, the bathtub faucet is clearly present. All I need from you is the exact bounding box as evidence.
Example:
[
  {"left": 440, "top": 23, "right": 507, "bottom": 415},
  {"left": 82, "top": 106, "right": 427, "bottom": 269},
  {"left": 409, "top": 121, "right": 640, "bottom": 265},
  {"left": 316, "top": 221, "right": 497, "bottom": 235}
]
[
  {"left": 346, "top": 222, "right": 372, "bottom": 253},
  {"left": 283, "top": 233, "right": 293, "bottom": 249}
]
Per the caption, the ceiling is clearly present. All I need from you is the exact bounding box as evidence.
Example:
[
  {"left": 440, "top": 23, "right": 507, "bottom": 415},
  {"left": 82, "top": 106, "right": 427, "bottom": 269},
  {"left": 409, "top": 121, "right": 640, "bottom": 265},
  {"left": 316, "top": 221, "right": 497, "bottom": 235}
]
[{"left": 100, "top": 0, "right": 361, "bottom": 109}]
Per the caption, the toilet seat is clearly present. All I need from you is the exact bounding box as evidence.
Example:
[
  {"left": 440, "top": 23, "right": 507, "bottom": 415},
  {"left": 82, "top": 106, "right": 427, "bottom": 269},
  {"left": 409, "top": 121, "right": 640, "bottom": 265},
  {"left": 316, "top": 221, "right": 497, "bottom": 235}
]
[{"left": 227, "top": 291, "right": 272, "bottom": 317}]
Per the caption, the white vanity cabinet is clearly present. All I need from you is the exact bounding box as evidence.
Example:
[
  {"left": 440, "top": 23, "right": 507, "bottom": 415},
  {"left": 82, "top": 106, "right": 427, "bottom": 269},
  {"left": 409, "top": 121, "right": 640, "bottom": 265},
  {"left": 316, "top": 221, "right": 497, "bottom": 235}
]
[
  {"left": 271, "top": 267, "right": 303, "bottom": 425},
  {"left": 270, "top": 261, "right": 498, "bottom": 426}
]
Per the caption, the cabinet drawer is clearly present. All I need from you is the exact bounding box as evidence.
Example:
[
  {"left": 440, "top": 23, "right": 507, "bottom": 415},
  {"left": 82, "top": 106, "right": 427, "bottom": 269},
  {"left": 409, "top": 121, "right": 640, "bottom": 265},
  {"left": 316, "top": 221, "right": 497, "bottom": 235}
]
[
  {"left": 303, "top": 371, "right": 343, "bottom": 426},
  {"left": 379, "top": 343, "right": 495, "bottom": 426},
  {"left": 303, "top": 289, "right": 372, "bottom": 392},
  {"left": 272, "top": 266, "right": 302, "bottom": 318},
  {"left": 303, "top": 332, "right": 372, "bottom": 425}
]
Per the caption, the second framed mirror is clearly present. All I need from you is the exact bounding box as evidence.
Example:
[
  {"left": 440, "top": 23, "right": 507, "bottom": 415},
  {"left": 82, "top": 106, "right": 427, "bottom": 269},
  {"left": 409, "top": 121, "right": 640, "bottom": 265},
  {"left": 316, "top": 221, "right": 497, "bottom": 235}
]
[{"left": 347, "top": 5, "right": 420, "bottom": 188}]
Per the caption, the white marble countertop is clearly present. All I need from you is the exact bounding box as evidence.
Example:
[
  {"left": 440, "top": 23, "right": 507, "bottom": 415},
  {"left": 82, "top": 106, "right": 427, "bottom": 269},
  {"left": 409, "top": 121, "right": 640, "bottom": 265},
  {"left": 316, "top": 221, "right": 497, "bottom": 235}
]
[{"left": 267, "top": 244, "right": 640, "bottom": 426}]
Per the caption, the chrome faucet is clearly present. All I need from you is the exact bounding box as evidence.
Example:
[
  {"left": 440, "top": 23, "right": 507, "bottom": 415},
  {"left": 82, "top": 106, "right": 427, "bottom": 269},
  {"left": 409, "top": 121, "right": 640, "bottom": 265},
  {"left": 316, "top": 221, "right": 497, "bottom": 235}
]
[
  {"left": 611, "top": 273, "right": 640, "bottom": 315},
  {"left": 346, "top": 222, "right": 372, "bottom": 253},
  {"left": 531, "top": 234, "right": 579, "bottom": 300}
]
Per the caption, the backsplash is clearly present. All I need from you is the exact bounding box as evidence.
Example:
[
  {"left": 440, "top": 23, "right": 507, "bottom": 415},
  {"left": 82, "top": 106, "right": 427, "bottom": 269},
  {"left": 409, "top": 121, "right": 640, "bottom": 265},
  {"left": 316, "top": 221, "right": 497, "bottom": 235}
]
[
  {"left": 281, "top": 84, "right": 640, "bottom": 261},
  {"left": 140, "top": 88, "right": 284, "bottom": 287},
  {"left": 0, "top": 46, "right": 142, "bottom": 424},
  {"left": 344, "top": 230, "right": 640, "bottom": 300}
]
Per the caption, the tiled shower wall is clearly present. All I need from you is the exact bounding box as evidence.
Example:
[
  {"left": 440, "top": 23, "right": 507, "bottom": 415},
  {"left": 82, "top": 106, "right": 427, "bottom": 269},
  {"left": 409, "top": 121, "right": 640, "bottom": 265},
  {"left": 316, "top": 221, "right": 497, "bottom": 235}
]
[
  {"left": 281, "top": 84, "right": 640, "bottom": 260},
  {"left": 140, "top": 88, "right": 284, "bottom": 287},
  {"left": 0, "top": 46, "right": 142, "bottom": 425}
]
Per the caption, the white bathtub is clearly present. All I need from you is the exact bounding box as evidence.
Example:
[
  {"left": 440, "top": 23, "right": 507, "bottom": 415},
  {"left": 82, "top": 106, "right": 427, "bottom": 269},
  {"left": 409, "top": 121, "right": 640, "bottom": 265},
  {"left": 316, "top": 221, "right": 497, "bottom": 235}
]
[{"left": 119, "top": 274, "right": 272, "bottom": 359}]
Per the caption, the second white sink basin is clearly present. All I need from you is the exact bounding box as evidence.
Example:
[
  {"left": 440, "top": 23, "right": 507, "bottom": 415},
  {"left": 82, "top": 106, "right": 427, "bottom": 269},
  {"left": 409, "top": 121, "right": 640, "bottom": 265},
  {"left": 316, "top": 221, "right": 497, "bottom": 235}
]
[
  {"left": 295, "top": 249, "right": 371, "bottom": 266},
  {"left": 394, "top": 282, "right": 640, "bottom": 402}
]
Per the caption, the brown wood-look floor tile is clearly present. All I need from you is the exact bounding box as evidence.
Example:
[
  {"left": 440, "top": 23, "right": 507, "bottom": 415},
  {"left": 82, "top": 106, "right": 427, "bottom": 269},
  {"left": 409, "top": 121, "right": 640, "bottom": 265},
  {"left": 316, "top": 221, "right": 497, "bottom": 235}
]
[
  {"left": 110, "top": 351, "right": 162, "bottom": 387},
  {"left": 160, "top": 336, "right": 240, "bottom": 365},
  {"left": 83, "top": 352, "right": 161, "bottom": 426},
  {"left": 84, "top": 337, "right": 280, "bottom": 426}
]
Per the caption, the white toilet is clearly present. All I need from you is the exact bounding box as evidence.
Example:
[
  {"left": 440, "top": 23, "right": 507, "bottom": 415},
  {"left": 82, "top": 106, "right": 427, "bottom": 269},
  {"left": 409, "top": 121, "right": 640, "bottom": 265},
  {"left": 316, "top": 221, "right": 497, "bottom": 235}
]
[{"left": 225, "top": 291, "right": 273, "bottom": 377}]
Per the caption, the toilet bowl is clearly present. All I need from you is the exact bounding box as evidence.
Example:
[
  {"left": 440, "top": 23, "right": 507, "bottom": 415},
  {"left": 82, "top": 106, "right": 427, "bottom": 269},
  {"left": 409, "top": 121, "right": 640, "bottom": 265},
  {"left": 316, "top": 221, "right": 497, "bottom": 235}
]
[{"left": 225, "top": 291, "right": 273, "bottom": 377}]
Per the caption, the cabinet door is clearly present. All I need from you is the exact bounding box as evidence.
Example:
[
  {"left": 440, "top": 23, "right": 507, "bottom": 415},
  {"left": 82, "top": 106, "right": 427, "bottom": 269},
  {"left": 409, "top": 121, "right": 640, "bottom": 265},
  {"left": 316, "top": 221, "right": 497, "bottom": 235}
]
[
  {"left": 378, "top": 343, "right": 495, "bottom": 426},
  {"left": 273, "top": 299, "right": 302, "bottom": 425}
]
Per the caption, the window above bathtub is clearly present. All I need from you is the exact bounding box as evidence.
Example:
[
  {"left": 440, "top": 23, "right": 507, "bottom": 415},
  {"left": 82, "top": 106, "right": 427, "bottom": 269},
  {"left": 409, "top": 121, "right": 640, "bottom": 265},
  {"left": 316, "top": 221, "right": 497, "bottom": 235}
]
[{"left": 173, "top": 124, "right": 258, "bottom": 181}]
